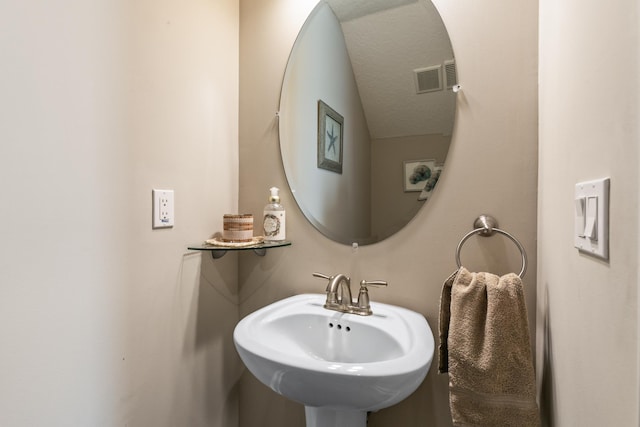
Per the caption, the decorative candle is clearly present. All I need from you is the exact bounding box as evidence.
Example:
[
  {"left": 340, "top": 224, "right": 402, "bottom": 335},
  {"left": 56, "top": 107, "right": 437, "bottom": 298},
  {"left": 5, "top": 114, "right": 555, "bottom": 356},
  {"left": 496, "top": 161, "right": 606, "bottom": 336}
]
[{"left": 223, "top": 214, "right": 254, "bottom": 242}]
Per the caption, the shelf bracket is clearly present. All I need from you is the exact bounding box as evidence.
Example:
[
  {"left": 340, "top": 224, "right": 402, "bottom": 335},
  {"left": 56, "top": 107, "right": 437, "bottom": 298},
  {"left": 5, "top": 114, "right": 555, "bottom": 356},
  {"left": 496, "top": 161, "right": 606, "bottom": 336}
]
[{"left": 210, "top": 248, "right": 267, "bottom": 259}]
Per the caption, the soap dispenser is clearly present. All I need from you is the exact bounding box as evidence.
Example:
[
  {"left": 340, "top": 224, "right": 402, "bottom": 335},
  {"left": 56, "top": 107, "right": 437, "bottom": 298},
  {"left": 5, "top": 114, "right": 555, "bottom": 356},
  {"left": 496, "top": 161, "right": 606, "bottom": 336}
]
[{"left": 263, "top": 187, "right": 286, "bottom": 242}]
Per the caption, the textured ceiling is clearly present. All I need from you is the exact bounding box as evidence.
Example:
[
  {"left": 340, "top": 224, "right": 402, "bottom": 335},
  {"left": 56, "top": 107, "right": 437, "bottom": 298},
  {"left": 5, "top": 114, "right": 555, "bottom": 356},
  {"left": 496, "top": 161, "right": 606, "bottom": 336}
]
[
  {"left": 326, "top": 0, "right": 418, "bottom": 22},
  {"left": 325, "top": 0, "right": 455, "bottom": 139}
]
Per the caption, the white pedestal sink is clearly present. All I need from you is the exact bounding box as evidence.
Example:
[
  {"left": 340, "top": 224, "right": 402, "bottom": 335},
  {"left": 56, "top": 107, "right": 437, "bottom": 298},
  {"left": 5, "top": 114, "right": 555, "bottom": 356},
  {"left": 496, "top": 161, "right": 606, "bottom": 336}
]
[{"left": 234, "top": 294, "right": 434, "bottom": 427}]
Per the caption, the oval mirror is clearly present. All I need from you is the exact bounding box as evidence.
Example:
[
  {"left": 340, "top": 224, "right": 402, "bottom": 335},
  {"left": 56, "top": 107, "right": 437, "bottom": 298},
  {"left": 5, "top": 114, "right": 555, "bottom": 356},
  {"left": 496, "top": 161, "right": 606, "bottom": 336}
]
[{"left": 279, "top": 0, "right": 456, "bottom": 245}]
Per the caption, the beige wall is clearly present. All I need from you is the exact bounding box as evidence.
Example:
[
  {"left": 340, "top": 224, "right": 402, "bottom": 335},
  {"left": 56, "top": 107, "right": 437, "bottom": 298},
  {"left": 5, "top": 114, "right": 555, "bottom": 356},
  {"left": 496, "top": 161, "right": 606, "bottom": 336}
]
[
  {"left": 0, "top": 0, "right": 240, "bottom": 425},
  {"left": 239, "top": 0, "right": 538, "bottom": 425},
  {"left": 537, "top": 0, "right": 639, "bottom": 425}
]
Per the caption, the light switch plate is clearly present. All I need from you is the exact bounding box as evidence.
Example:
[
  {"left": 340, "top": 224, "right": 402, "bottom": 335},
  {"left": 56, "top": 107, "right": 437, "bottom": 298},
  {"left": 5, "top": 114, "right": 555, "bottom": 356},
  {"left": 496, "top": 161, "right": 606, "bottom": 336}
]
[
  {"left": 153, "top": 189, "right": 174, "bottom": 229},
  {"left": 574, "top": 178, "right": 609, "bottom": 260}
]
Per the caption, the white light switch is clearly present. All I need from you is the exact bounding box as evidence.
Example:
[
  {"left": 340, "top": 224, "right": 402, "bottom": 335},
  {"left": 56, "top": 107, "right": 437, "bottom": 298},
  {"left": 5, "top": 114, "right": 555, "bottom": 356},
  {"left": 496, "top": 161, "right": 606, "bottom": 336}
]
[
  {"left": 574, "top": 178, "right": 609, "bottom": 260},
  {"left": 575, "top": 197, "right": 586, "bottom": 236},
  {"left": 584, "top": 196, "right": 598, "bottom": 240}
]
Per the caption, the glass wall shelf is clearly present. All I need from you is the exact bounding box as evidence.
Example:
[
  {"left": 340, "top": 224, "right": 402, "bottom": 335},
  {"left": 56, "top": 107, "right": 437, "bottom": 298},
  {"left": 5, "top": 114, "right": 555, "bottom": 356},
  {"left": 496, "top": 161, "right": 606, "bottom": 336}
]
[{"left": 188, "top": 240, "right": 291, "bottom": 259}]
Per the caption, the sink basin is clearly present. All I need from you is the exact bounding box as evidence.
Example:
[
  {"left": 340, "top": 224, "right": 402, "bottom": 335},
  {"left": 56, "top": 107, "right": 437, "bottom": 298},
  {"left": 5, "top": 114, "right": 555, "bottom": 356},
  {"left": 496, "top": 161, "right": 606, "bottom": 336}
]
[{"left": 234, "top": 293, "right": 434, "bottom": 427}]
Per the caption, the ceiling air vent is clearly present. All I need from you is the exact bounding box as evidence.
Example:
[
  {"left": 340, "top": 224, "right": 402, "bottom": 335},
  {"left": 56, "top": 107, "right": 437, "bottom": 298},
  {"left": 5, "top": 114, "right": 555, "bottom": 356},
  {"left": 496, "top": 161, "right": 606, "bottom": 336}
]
[
  {"left": 444, "top": 59, "right": 458, "bottom": 89},
  {"left": 413, "top": 65, "right": 442, "bottom": 94}
]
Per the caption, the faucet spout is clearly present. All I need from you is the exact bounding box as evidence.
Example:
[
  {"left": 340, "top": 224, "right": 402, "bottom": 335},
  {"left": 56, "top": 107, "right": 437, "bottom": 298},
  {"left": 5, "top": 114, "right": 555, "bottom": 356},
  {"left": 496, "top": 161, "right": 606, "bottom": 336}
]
[{"left": 325, "top": 274, "right": 352, "bottom": 308}]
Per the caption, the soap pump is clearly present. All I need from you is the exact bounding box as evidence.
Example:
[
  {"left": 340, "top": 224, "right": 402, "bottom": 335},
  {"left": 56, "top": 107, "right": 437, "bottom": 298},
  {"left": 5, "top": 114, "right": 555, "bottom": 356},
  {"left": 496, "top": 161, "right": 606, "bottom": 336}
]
[{"left": 263, "top": 187, "right": 286, "bottom": 241}]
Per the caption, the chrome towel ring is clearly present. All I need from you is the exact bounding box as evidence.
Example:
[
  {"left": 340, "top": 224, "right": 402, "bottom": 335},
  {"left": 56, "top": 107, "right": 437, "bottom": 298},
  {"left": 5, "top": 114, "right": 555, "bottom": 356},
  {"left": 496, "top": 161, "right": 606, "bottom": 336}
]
[{"left": 455, "top": 215, "right": 527, "bottom": 278}]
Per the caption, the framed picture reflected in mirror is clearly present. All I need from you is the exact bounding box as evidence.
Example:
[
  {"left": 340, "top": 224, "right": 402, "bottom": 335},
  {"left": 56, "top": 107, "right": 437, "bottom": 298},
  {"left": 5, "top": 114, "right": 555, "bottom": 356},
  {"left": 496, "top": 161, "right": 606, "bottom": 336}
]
[
  {"left": 403, "top": 159, "right": 436, "bottom": 192},
  {"left": 317, "top": 100, "right": 343, "bottom": 174}
]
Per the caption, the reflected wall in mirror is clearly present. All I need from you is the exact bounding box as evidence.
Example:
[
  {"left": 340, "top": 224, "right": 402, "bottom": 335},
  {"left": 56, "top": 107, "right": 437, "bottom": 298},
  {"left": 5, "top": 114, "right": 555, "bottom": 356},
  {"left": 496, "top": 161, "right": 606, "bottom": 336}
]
[{"left": 279, "top": 0, "right": 456, "bottom": 245}]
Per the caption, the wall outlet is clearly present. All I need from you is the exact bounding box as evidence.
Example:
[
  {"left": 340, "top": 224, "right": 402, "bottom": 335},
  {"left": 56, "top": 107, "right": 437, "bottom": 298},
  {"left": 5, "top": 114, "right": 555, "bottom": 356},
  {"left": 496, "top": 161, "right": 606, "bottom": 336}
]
[{"left": 152, "top": 189, "right": 174, "bottom": 229}]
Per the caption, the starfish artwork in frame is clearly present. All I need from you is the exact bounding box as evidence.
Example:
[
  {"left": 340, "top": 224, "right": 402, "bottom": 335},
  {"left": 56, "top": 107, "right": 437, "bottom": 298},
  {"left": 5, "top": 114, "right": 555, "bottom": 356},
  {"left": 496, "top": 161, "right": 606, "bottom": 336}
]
[{"left": 317, "top": 100, "right": 343, "bottom": 174}]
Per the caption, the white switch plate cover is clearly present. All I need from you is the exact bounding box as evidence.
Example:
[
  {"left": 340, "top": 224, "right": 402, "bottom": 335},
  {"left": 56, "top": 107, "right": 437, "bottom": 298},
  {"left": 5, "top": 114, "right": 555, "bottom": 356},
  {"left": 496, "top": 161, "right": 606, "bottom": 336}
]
[
  {"left": 153, "top": 189, "right": 174, "bottom": 229},
  {"left": 574, "top": 178, "right": 609, "bottom": 260}
]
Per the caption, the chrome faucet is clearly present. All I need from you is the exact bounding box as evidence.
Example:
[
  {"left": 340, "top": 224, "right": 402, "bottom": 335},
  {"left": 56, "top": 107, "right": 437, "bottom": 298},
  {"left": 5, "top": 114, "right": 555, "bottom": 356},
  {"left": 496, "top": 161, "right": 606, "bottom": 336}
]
[{"left": 313, "top": 272, "right": 387, "bottom": 316}]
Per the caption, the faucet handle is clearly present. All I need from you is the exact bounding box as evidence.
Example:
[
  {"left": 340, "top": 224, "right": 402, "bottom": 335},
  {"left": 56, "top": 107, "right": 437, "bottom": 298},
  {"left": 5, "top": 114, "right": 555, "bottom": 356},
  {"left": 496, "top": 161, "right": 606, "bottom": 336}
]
[
  {"left": 357, "top": 279, "right": 388, "bottom": 313},
  {"left": 359, "top": 279, "right": 388, "bottom": 288},
  {"left": 313, "top": 272, "right": 336, "bottom": 295},
  {"left": 312, "top": 272, "right": 332, "bottom": 280}
]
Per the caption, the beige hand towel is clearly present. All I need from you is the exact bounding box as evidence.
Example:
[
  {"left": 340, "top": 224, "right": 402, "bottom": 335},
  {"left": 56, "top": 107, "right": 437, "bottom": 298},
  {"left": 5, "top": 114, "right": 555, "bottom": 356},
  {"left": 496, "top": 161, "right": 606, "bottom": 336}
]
[{"left": 439, "top": 267, "right": 540, "bottom": 426}]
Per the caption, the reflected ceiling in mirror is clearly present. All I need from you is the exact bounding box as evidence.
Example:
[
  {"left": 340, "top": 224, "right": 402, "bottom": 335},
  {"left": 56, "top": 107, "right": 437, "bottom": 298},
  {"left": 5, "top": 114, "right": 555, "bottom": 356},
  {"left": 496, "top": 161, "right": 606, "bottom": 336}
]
[{"left": 279, "top": 0, "right": 456, "bottom": 245}]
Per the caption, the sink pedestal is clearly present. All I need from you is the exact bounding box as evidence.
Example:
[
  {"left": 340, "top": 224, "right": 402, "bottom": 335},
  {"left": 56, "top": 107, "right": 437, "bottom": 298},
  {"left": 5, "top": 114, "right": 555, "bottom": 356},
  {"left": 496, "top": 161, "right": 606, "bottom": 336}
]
[{"left": 305, "top": 407, "right": 367, "bottom": 427}]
